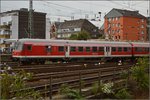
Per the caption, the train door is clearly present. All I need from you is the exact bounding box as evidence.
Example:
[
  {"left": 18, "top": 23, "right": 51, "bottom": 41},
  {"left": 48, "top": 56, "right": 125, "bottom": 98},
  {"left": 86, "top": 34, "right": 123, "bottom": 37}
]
[
  {"left": 104, "top": 47, "right": 111, "bottom": 57},
  {"left": 65, "top": 46, "right": 70, "bottom": 58}
]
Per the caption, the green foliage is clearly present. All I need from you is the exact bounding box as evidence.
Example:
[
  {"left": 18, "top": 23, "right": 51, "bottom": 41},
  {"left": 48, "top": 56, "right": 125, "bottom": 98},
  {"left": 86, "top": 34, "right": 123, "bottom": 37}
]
[
  {"left": 69, "top": 34, "right": 78, "bottom": 40},
  {"left": 59, "top": 84, "right": 70, "bottom": 94},
  {"left": 67, "top": 89, "right": 84, "bottom": 100},
  {"left": 1, "top": 68, "right": 41, "bottom": 99},
  {"left": 77, "top": 30, "right": 90, "bottom": 40},
  {"left": 91, "top": 81, "right": 103, "bottom": 95},
  {"left": 115, "top": 88, "right": 132, "bottom": 99},
  {"left": 99, "top": 34, "right": 105, "bottom": 39},
  {"left": 101, "top": 82, "right": 114, "bottom": 94},
  {"left": 120, "top": 70, "right": 129, "bottom": 79},
  {"left": 91, "top": 81, "right": 99, "bottom": 95},
  {"left": 69, "top": 30, "right": 91, "bottom": 40},
  {"left": 59, "top": 84, "right": 84, "bottom": 99},
  {"left": 91, "top": 81, "right": 114, "bottom": 95},
  {"left": 130, "top": 57, "right": 149, "bottom": 90}
]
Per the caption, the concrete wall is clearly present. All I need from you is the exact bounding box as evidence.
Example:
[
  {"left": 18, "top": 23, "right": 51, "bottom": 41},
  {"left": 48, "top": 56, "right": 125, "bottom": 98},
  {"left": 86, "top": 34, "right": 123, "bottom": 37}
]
[
  {"left": 11, "top": 15, "right": 18, "bottom": 39},
  {"left": 45, "top": 18, "right": 50, "bottom": 39}
]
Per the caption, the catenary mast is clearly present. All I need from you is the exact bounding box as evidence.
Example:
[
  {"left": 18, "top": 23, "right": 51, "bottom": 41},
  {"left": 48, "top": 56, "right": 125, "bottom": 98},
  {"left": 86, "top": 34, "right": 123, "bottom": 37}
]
[{"left": 28, "top": 0, "right": 33, "bottom": 38}]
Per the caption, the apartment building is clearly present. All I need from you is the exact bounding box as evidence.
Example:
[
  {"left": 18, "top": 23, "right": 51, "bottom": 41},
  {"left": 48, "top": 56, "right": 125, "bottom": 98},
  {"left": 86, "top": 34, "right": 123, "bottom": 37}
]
[
  {"left": 0, "top": 8, "right": 50, "bottom": 51},
  {"left": 104, "top": 8, "right": 147, "bottom": 41}
]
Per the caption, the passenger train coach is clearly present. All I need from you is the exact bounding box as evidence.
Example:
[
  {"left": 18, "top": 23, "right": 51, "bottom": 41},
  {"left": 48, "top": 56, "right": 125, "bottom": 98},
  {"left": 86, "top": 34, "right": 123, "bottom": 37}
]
[{"left": 12, "top": 39, "right": 149, "bottom": 64}]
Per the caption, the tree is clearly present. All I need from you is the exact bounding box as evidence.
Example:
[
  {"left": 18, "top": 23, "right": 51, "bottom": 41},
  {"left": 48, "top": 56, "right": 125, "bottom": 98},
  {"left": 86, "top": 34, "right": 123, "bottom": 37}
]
[
  {"left": 69, "top": 30, "right": 91, "bottom": 40},
  {"left": 69, "top": 34, "right": 78, "bottom": 40}
]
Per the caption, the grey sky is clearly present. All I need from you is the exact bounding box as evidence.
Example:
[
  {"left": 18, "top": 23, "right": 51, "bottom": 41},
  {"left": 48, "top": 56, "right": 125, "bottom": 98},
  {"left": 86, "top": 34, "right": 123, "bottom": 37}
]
[{"left": 1, "top": 0, "right": 149, "bottom": 28}]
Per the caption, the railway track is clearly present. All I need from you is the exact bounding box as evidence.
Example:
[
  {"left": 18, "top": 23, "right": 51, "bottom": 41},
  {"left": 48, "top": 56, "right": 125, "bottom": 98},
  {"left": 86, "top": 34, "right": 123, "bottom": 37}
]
[{"left": 9, "top": 64, "right": 132, "bottom": 99}]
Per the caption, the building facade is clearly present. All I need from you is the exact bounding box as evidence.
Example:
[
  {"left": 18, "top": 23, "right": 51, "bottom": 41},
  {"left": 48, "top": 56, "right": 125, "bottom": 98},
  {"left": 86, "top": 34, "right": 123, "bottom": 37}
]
[
  {"left": 0, "top": 8, "right": 50, "bottom": 51},
  {"left": 147, "top": 17, "right": 150, "bottom": 41},
  {"left": 104, "top": 8, "right": 147, "bottom": 41},
  {"left": 51, "top": 19, "right": 100, "bottom": 39}
]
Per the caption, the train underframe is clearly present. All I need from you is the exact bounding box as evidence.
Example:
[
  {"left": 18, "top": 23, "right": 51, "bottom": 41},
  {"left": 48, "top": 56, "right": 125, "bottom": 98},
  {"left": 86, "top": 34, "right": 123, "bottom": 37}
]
[{"left": 13, "top": 56, "right": 139, "bottom": 65}]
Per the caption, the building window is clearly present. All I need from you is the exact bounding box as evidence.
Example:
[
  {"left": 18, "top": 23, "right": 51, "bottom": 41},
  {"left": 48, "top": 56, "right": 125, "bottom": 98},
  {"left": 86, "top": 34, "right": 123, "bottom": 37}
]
[
  {"left": 116, "top": 17, "right": 118, "bottom": 20},
  {"left": 112, "top": 24, "right": 114, "bottom": 27},
  {"left": 70, "top": 28, "right": 74, "bottom": 31},
  {"left": 112, "top": 17, "right": 115, "bottom": 21},
  {"left": 115, "top": 36, "right": 117, "bottom": 39},
  {"left": 141, "top": 31, "right": 144, "bottom": 34},
  {"left": 141, "top": 25, "right": 144, "bottom": 28},
  {"left": 108, "top": 30, "right": 111, "bottom": 34},
  {"left": 112, "top": 30, "right": 114, "bottom": 34},
  {"left": 118, "top": 30, "right": 120, "bottom": 33},
  {"left": 115, "top": 24, "right": 117, "bottom": 27},
  {"left": 3, "top": 22, "right": 7, "bottom": 25},
  {"left": 141, "top": 19, "right": 144, "bottom": 22},
  {"left": 118, "top": 23, "right": 120, "bottom": 27},
  {"left": 108, "top": 18, "right": 111, "bottom": 21}
]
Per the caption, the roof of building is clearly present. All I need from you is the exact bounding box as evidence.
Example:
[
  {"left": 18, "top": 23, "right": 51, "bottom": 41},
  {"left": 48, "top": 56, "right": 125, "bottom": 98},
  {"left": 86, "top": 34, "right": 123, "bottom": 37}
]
[
  {"left": 58, "top": 19, "right": 97, "bottom": 29},
  {"left": 105, "top": 8, "right": 146, "bottom": 18},
  {"left": 0, "top": 8, "right": 46, "bottom": 16}
]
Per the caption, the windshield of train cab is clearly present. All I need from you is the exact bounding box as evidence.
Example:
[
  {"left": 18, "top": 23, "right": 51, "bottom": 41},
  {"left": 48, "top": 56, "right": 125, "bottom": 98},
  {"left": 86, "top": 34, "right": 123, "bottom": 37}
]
[{"left": 14, "top": 42, "right": 23, "bottom": 51}]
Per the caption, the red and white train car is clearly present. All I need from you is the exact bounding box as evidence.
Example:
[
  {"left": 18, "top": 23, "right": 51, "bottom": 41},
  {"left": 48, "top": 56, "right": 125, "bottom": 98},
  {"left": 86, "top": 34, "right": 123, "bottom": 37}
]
[{"left": 12, "top": 39, "right": 149, "bottom": 64}]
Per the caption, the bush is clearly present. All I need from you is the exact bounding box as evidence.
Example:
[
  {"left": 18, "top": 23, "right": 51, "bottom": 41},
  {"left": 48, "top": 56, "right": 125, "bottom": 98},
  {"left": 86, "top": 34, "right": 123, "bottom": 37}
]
[
  {"left": 130, "top": 57, "right": 149, "bottom": 90},
  {"left": 115, "top": 88, "right": 132, "bottom": 99},
  {"left": 59, "top": 84, "right": 84, "bottom": 99},
  {"left": 1, "top": 67, "right": 41, "bottom": 99},
  {"left": 91, "top": 81, "right": 99, "bottom": 95},
  {"left": 101, "top": 82, "right": 114, "bottom": 94},
  {"left": 69, "top": 30, "right": 91, "bottom": 40}
]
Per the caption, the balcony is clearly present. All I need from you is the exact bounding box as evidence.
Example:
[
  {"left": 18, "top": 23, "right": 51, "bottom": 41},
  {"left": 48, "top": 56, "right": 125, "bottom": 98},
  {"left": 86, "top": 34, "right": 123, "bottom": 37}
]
[{"left": 0, "top": 34, "right": 10, "bottom": 39}]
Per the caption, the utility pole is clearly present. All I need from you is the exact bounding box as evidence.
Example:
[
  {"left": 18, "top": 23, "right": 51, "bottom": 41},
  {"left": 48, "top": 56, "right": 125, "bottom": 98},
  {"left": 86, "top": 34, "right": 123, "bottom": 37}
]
[{"left": 28, "top": 0, "right": 33, "bottom": 38}]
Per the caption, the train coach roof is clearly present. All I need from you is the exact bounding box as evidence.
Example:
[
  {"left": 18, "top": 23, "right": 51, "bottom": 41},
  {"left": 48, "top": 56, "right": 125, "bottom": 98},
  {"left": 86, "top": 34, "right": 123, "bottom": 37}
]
[
  {"left": 17, "top": 39, "right": 149, "bottom": 47},
  {"left": 17, "top": 39, "right": 132, "bottom": 47},
  {"left": 131, "top": 42, "right": 150, "bottom": 47}
]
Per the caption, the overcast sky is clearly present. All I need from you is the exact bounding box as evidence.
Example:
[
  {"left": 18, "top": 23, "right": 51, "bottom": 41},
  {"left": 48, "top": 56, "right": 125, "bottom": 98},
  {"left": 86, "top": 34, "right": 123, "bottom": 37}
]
[{"left": 1, "top": 0, "right": 149, "bottom": 28}]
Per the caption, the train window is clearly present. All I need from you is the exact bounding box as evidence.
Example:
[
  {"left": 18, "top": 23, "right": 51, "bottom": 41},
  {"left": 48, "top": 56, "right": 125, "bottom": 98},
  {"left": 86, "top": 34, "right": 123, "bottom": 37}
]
[
  {"left": 135, "top": 47, "right": 143, "bottom": 52},
  {"left": 118, "top": 47, "right": 122, "bottom": 52},
  {"left": 78, "top": 47, "right": 83, "bottom": 52},
  {"left": 27, "top": 45, "right": 32, "bottom": 51},
  {"left": 145, "top": 48, "right": 149, "bottom": 52},
  {"left": 124, "top": 47, "right": 128, "bottom": 52},
  {"left": 92, "top": 47, "right": 97, "bottom": 52},
  {"left": 112, "top": 47, "right": 116, "bottom": 52},
  {"left": 14, "top": 42, "right": 23, "bottom": 50},
  {"left": 127, "top": 48, "right": 131, "bottom": 52},
  {"left": 99, "top": 47, "right": 104, "bottom": 52},
  {"left": 46, "top": 46, "right": 51, "bottom": 52},
  {"left": 86, "top": 47, "right": 90, "bottom": 52},
  {"left": 58, "top": 46, "right": 64, "bottom": 52},
  {"left": 135, "top": 47, "right": 138, "bottom": 52},
  {"left": 71, "top": 47, "right": 76, "bottom": 52}
]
